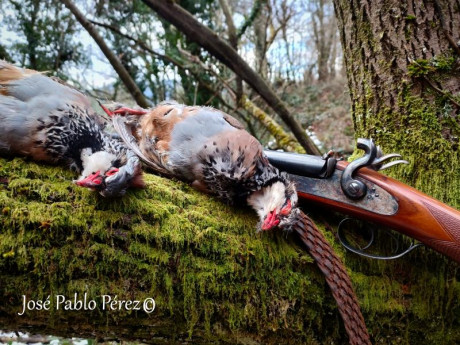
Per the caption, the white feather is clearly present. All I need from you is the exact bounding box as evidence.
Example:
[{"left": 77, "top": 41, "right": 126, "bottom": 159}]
[
  {"left": 247, "top": 181, "right": 287, "bottom": 219},
  {"left": 78, "top": 150, "right": 116, "bottom": 180}
]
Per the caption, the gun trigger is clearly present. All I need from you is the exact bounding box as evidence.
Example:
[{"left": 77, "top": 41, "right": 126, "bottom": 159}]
[{"left": 337, "top": 218, "right": 424, "bottom": 260}]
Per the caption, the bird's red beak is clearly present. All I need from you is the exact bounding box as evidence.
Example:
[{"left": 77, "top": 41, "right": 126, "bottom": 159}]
[
  {"left": 75, "top": 170, "right": 104, "bottom": 189},
  {"left": 261, "top": 210, "right": 280, "bottom": 231}
]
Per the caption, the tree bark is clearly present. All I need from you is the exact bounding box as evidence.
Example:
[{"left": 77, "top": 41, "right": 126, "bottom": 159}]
[
  {"left": 218, "top": 0, "right": 243, "bottom": 101},
  {"left": 141, "top": 0, "right": 321, "bottom": 155},
  {"left": 333, "top": 0, "right": 460, "bottom": 208},
  {"left": 253, "top": 2, "right": 270, "bottom": 79},
  {"left": 61, "top": 0, "right": 150, "bottom": 108}
]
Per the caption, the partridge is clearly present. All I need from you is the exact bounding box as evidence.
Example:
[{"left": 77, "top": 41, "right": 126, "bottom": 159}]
[
  {"left": 0, "top": 60, "right": 144, "bottom": 197},
  {"left": 102, "top": 101, "right": 297, "bottom": 230}
]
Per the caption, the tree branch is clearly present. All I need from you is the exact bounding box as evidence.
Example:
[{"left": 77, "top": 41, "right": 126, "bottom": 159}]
[
  {"left": 219, "top": 0, "right": 237, "bottom": 48},
  {"left": 141, "top": 0, "right": 321, "bottom": 155},
  {"left": 218, "top": 0, "right": 243, "bottom": 100},
  {"left": 422, "top": 76, "right": 460, "bottom": 108},
  {"left": 89, "top": 20, "right": 178, "bottom": 65},
  {"left": 175, "top": 48, "right": 305, "bottom": 152},
  {"left": 240, "top": 95, "right": 306, "bottom": 153},
  {"left": 94, "top": 17, "right": 304, "bottom": 152},
  {"left": 61, "top": 0, "right": 150, "bottom": 108},
  {"left": 237, "top": 0, "right": 264, "bottom": 40}
]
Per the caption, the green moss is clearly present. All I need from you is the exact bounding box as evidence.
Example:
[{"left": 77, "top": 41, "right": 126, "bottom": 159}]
[
  {"left": 407, "top": 59, "right": 436, "bottom": 77},
  {"left": 0, "top": 157, "right": 331, "bottom": 343},
  {"left": 0, "top": 157, "right": 459, "bottom": 344},
  {"left": 347, "top": 48, "right": 460, "bottom": 345},
  {"left": 337, "top": 1, "right": 460, "bottom": 342},
  {"left": 408, "top": 54, "right": 456, "bottom": 78},
  {"left": 433, "top": 54, "right": 456, "bottom": 71},
  {"left": 352, "top": 82, "right": 459, "bottom": 208}
]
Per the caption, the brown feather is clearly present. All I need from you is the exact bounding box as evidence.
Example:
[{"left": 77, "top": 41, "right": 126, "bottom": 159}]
[{"left": 0, "top": 61, "right": 39, "bottom": 84}]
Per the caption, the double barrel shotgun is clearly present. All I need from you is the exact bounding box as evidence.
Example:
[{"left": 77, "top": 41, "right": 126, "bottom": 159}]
[{"left": 266, "top": 138, "right": 460, "bottom": 263}]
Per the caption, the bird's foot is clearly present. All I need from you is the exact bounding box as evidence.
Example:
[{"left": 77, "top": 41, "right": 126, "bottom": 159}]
[{"left": 98, "top": 100, "right": 148, "bottom": 117}]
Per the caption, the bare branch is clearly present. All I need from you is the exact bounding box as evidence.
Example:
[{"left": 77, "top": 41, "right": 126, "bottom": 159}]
[
  {"left": 175, "top": 48, "right": 304, "bottom": 152},
  {"left": 89, "top": 20, "right": 177, "bottom": 65},
  {"left": 422, "top": 76, "right": 460, "bottom": 108},
  {"left": 219, "top": 0, "right": 237, "bottom": 48},
  {"left": 96, "top": 15, "right": 305, "bottom": 152},
  {"left": 218, "top": 0, "right": 243, "bottom": 100},
  {"left": 61, "top": 0, "right": 150, "bottom": 108},
  {"left": 237, "top": 0, "right": 264, "bottom": 40},
  {"left": 141, "top": 0, "right": 321, "bottom": 155},
  {"left": 240, "top": 95, "right": 305, "bottom": 153}
]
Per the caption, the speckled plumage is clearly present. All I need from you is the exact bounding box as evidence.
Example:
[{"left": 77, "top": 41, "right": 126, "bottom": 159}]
[
  {"left": 0, "top": 61, "right": 143, "bottom": 197},
  {"left": 110, "top": 101, "right": 298, "bottom": 230}
]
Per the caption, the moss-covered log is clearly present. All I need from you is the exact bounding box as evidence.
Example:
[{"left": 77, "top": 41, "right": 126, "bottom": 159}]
[{"left": 0, "top": 157, "right": 459, "bottom": 344}]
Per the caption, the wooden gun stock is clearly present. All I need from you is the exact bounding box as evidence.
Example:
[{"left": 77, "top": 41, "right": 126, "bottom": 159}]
[{"left": 294, "top": 161, "right": 460, "bottom": 263}]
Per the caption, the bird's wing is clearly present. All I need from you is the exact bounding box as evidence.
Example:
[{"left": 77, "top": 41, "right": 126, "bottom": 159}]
[
  {"left": 0, "top": 60, "right": 90, "bottom": 106},
  {"left": 112, "top": 115, "right": 172, "bottom": 176},
  {"left": 0, "top": 61, "right": 95, "bottom": 159}
]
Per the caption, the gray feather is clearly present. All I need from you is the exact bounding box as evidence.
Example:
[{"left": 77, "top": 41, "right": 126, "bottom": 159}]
[
  {"left": 2, "top": 73, "right": 88, "bottom": 105},
  {"left": 168, "top": 109, "right": 236, "bottom": 177},
  {"left": 0, "top": 95, "right": 33, "bottom": 154}
]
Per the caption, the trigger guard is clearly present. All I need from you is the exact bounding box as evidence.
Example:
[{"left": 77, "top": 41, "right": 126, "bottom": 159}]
[{"left": 337, "top": 218, "right": 423, "bottom": 260}]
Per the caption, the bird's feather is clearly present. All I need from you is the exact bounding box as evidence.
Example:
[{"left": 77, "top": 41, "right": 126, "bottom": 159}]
[
  {"left": 0, "top": 61, "right": 143, "bottom": 197},
  {"left": 112, "top": 115, "right": 172, "bottom": 176}
]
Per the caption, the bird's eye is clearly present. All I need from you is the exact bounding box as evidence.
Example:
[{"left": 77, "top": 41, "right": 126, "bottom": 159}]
[
  {"left": 106, "top": 168, "right": 119, "bottom": 176},
  {"left": 163, "top": 108, "right": 173, "bottom": 116}
]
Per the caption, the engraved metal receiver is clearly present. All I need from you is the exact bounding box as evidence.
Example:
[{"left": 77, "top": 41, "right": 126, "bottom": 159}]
[{"left": 336, "top": 139, "right": 419, "bottom": 259}]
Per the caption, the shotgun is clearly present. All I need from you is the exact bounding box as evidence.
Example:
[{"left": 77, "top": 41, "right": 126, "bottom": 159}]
[{"left": 265, "top": 138, "right": 460, "bottom": 263}]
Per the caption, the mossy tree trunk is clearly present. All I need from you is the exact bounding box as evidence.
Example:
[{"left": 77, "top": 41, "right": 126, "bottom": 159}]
[
  {"left": 333, "top": 0, "right": 460, "bottom": 208},
  {"left": 330, "top": 2, "right": 460, "bottom": 344},
  {"left": 0, "top": 158, "right": 356, "bottom": 344}
]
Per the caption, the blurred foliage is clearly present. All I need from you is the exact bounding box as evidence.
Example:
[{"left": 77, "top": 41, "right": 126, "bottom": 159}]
[
  {"left": 1, "top": 0, "right": 89, "bottom": 79},
  {"left": 0, "top": 0, "right": 352, "bottom": 151}
]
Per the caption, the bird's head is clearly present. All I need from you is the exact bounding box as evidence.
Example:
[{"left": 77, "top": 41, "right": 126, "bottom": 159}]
[
  {"left": 74, "top": 150, "right": 144, "bottom": 197},
  {"left": 247, "top": 173, "right": 298, "bottom": 231}
]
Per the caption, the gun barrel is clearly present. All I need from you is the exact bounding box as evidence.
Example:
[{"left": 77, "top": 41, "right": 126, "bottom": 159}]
[{"left": 264, "top": 150, "right": 334, "bottom": 178}]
